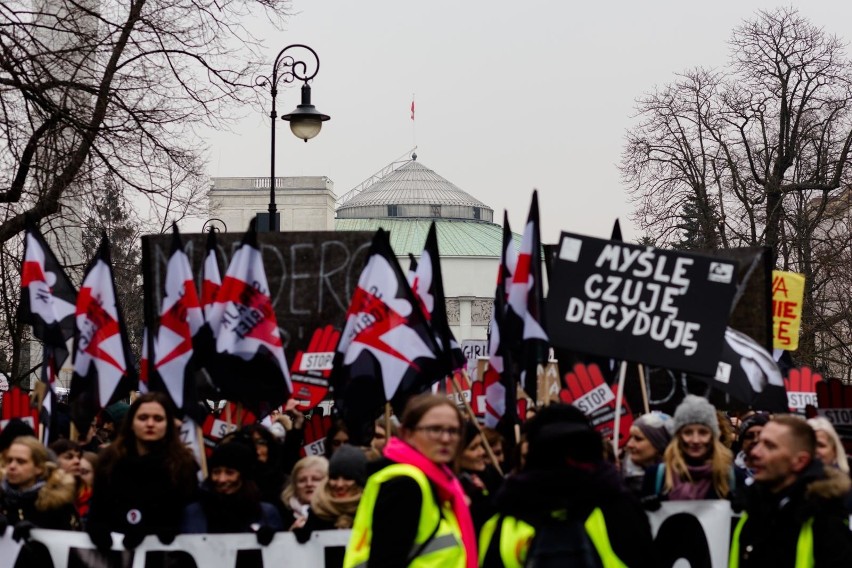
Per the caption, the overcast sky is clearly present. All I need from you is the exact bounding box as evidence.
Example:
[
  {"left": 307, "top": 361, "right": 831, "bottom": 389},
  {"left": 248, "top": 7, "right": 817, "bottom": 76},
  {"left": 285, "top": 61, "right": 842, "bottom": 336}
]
[{"left": 202, "top": 1, "right": 852, "bottom": 244}]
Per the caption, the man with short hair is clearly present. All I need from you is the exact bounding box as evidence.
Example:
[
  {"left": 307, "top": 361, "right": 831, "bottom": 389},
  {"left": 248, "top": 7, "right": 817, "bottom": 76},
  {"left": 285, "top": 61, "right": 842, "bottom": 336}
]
[{"left": 730, "top": 415, "right": 852, "bottom": 567}]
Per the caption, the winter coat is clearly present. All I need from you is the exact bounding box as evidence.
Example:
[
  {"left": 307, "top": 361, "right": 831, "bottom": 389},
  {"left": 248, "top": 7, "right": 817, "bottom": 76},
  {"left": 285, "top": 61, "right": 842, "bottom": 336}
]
[
  {"left": 0, "top": 470, "right": 79, "bottom": 530},
  {"left": 180, "top": 484, "right": 283, "bottom": 534},
  {"left": 87, "top": 448, "right": 198, "bottom": 541},
  {"left": 732, "top": 461, "right": 852, "bottom": 568},
  {"left": 481, "top": 462, "right": 655, "bottom": 568}
]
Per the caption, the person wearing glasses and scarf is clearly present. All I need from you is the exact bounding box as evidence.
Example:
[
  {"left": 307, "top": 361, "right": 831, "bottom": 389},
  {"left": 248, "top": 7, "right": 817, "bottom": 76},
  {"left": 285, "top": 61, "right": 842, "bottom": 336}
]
[{"left": 344, "top": 394, "right": 477, "bottom": 568}]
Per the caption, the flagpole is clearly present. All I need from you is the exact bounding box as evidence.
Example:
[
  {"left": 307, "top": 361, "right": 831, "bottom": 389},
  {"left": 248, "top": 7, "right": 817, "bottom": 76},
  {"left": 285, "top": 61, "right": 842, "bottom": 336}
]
[
  {"left": 612, "top": 360, "right": 628, "bottom": 467},
  {"left": 384, "top": 402, "right": 392, "bottom": 446},
  {"left": 196, "top": 424, "right": 209, "bottom": 478},
  {"left": 638, "top": 363, "right": 650, "bottom": 414},
  {"left": 453, "top": 372, "right": 504, "bottom": 477}
]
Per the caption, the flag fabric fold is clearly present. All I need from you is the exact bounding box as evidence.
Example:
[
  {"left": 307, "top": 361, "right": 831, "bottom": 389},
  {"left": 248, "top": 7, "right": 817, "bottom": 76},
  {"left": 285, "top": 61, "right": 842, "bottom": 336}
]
[
  {"left": 332, "top": 228, "right": 443, "bottom": 444},
  {"left": 484, "top": 213, "right": 519, "bottom": 430},
  {"left": 410, "top": 222, "right": 465, "bottom": 373},
  {"left": 149, "top": 226, "right": 205, "bottom": 420},
  {"left": 504, "top": 192, "right": 549, "bottom": 402},
  {"left": 70, "top": 234, "right": 138, "bottom": 434},
  {"left": 205, "top": 222, "right": 291, "bottom": 416},
  {"left": 19, "top": 221, "right": 78, "bottom": 440}
]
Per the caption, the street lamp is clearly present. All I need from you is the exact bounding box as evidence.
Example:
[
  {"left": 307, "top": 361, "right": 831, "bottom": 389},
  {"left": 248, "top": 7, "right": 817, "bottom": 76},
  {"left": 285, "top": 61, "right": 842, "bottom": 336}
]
[{"left": 256, "top": 44, "right": 330, "bottom": 231}]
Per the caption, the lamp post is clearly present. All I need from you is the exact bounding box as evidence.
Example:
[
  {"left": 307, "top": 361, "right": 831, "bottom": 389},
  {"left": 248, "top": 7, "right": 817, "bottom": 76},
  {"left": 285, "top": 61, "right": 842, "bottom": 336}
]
[{"left": 256, "top": 44, "right": 330, "bottom": 232}]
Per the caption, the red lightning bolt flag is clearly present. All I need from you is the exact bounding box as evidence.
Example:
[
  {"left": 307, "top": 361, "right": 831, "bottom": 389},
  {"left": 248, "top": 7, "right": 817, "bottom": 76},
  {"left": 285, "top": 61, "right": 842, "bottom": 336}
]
[
  {"left": 205, "top": 221, "right": 291, "bottom": 416},
  {"left": 70, "top": 234, "right": 138, "bottom": 434},
  {"left": 331, "top": 228, "right": 443, "bottom": 445},
  {"left": 18, "top": 219, "right": 78, "bottom": 442},
  {"left": 504, "top": 191, "right": 549, "bottom": 403},
  {"left": 147, "top": 225, "right": 206, "bottom": 420}
]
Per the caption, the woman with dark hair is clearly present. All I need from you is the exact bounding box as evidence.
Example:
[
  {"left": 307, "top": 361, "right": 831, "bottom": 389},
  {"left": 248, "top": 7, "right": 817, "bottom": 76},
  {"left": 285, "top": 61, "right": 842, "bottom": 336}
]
[
  {"left": 343, "top": 393, "right": 476, "bottom": 568},
  {"left": 181, "top": 441, "right": 283, "bottom": 540},
  {"left": 324, "top": 419, "right": 349, "bottom": 459},
  {"left": 86, "top": 392, "right": 198, "bottom": 551},
  {"left": 235, "top": 424, "right": 289, "bottom": 504},
  {"left": 457, "top": 422, "right": 497, "bottom": 531}
]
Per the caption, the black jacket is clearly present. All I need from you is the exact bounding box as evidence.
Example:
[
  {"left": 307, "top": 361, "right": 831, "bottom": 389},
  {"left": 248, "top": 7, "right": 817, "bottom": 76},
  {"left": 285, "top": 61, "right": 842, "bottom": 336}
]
[
  {"left": 0, "top": 471, "right": 79, "bottom": 530},
  {"left": 733, "top": 461, "right": 852, "bottom": 568},
  {"left": 87, "top": 449, "right": 198, "bottom": 541},
  {"left": 481, "top": 463, "right": 655, "bottom": 568}
]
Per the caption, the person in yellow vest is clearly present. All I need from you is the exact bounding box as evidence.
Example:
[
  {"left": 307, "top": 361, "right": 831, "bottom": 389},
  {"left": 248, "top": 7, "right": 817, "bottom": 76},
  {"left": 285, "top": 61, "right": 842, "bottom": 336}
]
[
  {"left": 479, "top": 404, "right": 655, "bottom": 567},
  {"left": 730, "top": 415, "right": 852, "bottom": 568},
  {"left": 344, "top": 393, "right": 477, "bottom": 568}
]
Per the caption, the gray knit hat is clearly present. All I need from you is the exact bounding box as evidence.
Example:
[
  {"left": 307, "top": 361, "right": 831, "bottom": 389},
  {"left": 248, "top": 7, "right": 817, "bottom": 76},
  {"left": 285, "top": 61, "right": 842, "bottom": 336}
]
[
  {"left": 672, "top": 395, "right": 719, "bottom": 437},
  {"left": 633, "top": 412, "right": 674, "bottom": 454},
  {"left": 328, "top": 444, "right": 368, "bottom": 487}
]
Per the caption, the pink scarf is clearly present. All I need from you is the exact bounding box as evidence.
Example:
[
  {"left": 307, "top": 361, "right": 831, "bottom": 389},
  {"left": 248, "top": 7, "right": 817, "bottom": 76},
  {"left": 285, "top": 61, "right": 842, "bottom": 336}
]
[{"left": 384, "top": 437, "right": 477, "bottom": 568}]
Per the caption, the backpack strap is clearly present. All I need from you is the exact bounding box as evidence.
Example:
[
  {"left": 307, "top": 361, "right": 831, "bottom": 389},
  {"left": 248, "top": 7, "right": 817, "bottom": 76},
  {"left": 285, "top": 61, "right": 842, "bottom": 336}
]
[{"left": 655, "top": 463, "right": 665, "bottom": 496}]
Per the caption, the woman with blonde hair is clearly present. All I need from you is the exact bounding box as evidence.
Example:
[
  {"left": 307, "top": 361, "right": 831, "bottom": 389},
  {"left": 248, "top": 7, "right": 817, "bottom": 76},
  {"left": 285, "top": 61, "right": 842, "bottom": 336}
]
[
  {"left": 643, "top": 395, "right": 739, "bottom": 501},
  {"left": 280, "top": 455, "right": 328, "bottom": 530},
  {"left": 807, "top": 417, "right": 850, "bottom": 474}
]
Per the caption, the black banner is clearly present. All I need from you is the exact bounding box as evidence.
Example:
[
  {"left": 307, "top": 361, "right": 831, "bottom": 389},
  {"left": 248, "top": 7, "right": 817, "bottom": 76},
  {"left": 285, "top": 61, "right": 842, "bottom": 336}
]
[
  {"left": 141, "top": 231, "right": 373, "bottom": 362},
  {"left": 547, "top": 233, "right": 737, "bottom": 376}
]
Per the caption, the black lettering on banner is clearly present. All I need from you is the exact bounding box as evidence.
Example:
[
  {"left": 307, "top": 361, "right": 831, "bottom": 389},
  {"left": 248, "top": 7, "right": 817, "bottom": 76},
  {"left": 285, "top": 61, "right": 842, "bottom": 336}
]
[
  {"left": 653, "top": 513, "right": 712, "bottom": 568},
  {"left": 145, "top": 550, "right": 199, "bottom": 568},
  {"left": 235, "top": 549, "right": 264, "bottom": 568},
  {"left": 68, "top": 548, "right": 131, "bottom": 568},
  {"left": 324, "top": 545, "right": 346, "bottom": 568}
]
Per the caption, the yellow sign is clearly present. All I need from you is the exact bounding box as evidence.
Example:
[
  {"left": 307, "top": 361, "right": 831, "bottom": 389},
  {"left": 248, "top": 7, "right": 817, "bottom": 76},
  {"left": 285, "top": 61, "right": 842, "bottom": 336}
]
[{"left": 772, "top": 271, "right": 805, "bottom": 351}]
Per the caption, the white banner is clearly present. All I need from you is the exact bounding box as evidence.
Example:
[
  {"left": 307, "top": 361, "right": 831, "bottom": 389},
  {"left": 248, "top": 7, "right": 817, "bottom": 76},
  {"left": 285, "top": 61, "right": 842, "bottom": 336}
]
[
  {"left": 0, "top": 527, "right": 351, "bottom": 568},
  {"left": 647, "top": 500, "right": 732, "bottom": 568}
]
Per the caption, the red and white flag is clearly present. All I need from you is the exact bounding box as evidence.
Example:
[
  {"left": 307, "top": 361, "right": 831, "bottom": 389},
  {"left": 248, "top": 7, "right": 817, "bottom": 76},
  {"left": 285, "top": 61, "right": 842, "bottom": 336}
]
[
  {"left": 504, "top": 191, "right": 549, "bottom": 402},
  {"left": 151, "top": 226, "right": 204, "bottom": 417},
  {"left": 484, "top": 213, "right": 518, "bottom": 429},
  {"left": 70, "top": 234, "right": 137, "bottom": 434},
  {"left": 410, "top": 222, "right": 465, "bottom": 372},
  {"left": 201, "top": 228, "right": 222, "bottom": 320},
  {"left": 205, "top": 222, "right": 291, "bottom": 415},
  {"left": 332, "top": 229, "right": 443, "bottom": 444}
]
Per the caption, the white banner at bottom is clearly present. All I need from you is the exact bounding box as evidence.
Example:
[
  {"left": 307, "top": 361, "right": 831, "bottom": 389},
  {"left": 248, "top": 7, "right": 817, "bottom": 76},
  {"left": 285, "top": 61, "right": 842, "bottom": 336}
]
[{"left": 0, "top": 527, "right": 352, "bottom": 568}]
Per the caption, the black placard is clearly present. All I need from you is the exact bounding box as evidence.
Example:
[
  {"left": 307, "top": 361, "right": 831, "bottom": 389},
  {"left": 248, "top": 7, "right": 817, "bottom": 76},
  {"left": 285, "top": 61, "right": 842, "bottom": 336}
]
[
  {"left": 547, "top": 233, "right": 737, "bottom": 375},
  {"left": 141, "top": 231, "right": 373, "bottom": 362}
]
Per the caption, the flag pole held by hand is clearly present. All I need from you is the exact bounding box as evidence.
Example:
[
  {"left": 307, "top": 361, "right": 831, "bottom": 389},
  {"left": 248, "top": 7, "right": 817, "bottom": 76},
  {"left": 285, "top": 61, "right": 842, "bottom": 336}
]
[{"left": 453, "top": 371, "right": 503, "bottom": 477}]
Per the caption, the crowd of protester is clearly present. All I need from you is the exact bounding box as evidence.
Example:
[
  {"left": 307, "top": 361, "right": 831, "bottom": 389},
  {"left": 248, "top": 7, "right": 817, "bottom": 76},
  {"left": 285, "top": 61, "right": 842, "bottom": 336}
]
[{"left": 2, "top": 389, "right": 852, "bottom": 566}]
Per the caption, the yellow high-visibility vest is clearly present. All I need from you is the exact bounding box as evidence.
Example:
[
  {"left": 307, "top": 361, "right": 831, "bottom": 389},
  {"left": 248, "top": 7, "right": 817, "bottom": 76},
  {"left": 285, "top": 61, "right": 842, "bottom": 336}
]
[
  {"left": 477, "top": 508, "right": 627, "bottom": 568},
  {"left": 729, "top": 512, "right": 814, "bottom": 568},
  {"left": 343, "top": 463, "right": 467, "bottom": 568}
]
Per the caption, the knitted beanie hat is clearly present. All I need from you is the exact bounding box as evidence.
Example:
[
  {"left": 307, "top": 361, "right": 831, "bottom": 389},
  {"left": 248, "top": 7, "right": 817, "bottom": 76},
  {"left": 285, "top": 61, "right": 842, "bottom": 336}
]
[
  {"left": 208, "top": 441, "right": 257, "bottom": 479},
  {"left": 328, "top": 444, "right": 368, "bottom": 487},
  {"left": 673, "top": 395, "right": 719, "bottom": 438},
  {"left": 633, "top": 412, "right": 674, "bottom": 454},
  {"left": 739, "top": 412, "right": 770, "bottom": 439}
]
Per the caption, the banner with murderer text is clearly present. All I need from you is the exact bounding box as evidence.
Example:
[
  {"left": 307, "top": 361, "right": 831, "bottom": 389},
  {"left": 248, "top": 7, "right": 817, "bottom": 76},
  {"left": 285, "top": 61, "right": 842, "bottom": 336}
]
[{"left": 547, "top": 233, "right": 738, "bottom": 376}]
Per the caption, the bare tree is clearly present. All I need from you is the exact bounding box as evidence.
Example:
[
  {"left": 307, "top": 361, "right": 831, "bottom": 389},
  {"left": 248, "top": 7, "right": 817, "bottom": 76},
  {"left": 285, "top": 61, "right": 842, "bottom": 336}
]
[
  {"left": 0, "top": 0, "right": 290, "bottom": 242},
  {"left": 622, "top": 7, "right": 852, "bottom": 374}
]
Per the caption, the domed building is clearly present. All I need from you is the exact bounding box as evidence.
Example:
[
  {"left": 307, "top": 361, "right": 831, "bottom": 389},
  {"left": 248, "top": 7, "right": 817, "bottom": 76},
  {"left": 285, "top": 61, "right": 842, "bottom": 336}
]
[
  {"left": 335, "top": 154, "right": 509, "bottom": 343},
  {"left": 209, "top": 153, "right": 510, "bottom": 344}
]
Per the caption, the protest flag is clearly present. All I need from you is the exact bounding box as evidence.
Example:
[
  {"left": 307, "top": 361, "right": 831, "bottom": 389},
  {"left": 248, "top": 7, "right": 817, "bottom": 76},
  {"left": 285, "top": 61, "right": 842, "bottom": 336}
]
[
  {"left": 205, "top": 221, "right": 291, "bottom": 416},
  {"left": 484, "top": 213, "right": 519, "bottom": 429},
  {"left": 505, "top": 191, "right": 549, "bottom": 402},
  {"left": 410, "top": 222, "right": 465, "bottom": 373},
  {"left": 18, "top": 221, "right": 78, "bottom": 440},
  {"left": 70, "top": 234, "right": 138, "bottom": 434},
  {"left": 19, "top": 221, "right": 77, "bottom": 368},
  {"left": 331, "top": 228, "right": 443, "bottom": 444},
  {"left": 150, "top": 226, "right": 205, "bottom": 421},
  {"left": 702, "top": 327, "right": 788, "bottom": 412},
  {"left": 201, "top": 228, "right": 222, "bottom": 320}
]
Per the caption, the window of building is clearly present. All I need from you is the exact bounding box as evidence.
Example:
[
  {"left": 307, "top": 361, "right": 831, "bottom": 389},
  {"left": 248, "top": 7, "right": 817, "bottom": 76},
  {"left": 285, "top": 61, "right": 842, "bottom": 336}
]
[
  {"left": 430, "top": 204, "right": 441, "bottom": 217},
  {"left": 473, "top": 207, "right": 481, "bottom": 220},
  {"left": 388, "top": 204, "right": 398, "bottom": 217}
]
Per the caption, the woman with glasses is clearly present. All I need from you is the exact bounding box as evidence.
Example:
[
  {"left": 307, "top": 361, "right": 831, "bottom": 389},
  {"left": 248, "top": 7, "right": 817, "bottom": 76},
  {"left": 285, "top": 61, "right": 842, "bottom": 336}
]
[{"left": 344, "top": 394, "right": 477, "bottom": 568}]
